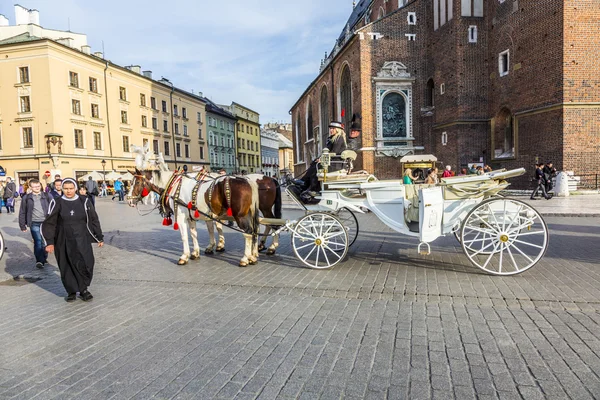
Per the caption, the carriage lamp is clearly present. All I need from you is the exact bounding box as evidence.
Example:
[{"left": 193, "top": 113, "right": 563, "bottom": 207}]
[{"left": 321, "top": 148, "right": 331, "bottom": 169}]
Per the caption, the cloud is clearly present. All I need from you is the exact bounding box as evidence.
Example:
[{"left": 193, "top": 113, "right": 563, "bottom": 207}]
[{"left": 0, "top": 0, "right": 355, "bottom": 122}]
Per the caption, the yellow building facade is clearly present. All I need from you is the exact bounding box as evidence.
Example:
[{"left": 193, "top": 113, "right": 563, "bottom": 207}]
[
  {"left": 222, "top": 102, "right": 261, "bottom": 173},
  {"left": 0, "top": 37, "right": 208, "bottom": 185}
]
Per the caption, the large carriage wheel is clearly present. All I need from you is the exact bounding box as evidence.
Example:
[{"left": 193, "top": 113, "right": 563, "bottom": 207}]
[
  {"left": 0, "top": 232, "right": 4, "bottom": 261},
  {"left": 454, "top": 193, "right": 505, "bottom": 254},
  {"left": 292, "top": 212, "right": 349, "bottom": 269},
  {"left": 331, "top": 207, "right": 359, "bottom": 247},
  {"left": 460, "top": 198, "right": 548, "bottom": 275}
]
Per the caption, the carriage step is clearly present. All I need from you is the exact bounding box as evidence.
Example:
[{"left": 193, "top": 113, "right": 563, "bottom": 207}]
[
  {"left": 259, "top": 217, "right": 286, "bottom": 225},
  {"left": 418, "top": 242, "right": 431, "bottom": 256}
]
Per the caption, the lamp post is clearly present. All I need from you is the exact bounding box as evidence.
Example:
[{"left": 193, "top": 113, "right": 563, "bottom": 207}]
[{"left": 101, "top": 159, "right": 106, "bottom": 186}]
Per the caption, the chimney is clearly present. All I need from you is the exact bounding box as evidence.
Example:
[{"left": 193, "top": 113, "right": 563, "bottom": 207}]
[
  {"left": 81, "top": 45, "right": 91, "bottom": 55},
  {"left": 56, "top": 38, "right": 73, "bottom": 47},
  {"left": 143, "top": 71, "right": 153, "bottom": 79},
  {"left": 14, "top": 4, "right": 29, "bottom": 25},
  {"left": 0, "top": 14, "right": 9, "bottom": 26},
  {"left": 131, "top": 65, "right": 141, "bottom": 74},
  {"left": 93, "top": 52, "right": 104, "bottom": 59},
  {"left": 198, "top": 92, "right": 203, "bottom": 97},
  {"left": 28, "top": 9, "right": 39, "bottom": 25}
]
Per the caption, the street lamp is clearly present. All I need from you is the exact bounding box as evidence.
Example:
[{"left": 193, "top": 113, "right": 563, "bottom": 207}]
[{"left": 101, "top": 159, "right": 106, "bottom": 185}]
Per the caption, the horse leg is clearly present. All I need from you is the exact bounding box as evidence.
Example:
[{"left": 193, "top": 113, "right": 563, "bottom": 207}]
[
  {"left": 258, "top": 225, "right": 270, "bottom": 253},
  {"left": 240, "top": 233, "right": 252, "bottom": 267},
  {"left": 205, "top": 220, "right": 216, "bottom": 254},
  {"left": 189, "top": 219, "right": 201, "bottom": 260},
  {"left": 267, "top": 231, "right": 279, "bottom": 256},
  {"left": 216, "top": 221, "right": 225, "bottom": 252},
  {"left": 178, "top": 217, "right": 191, "bottom": 265}
]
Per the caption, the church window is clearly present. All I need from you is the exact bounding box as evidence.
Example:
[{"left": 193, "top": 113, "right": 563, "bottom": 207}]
[
  {"left": 499, "top": 50, "right": 510, "bottom": 77},
  {"left": 462, "top": 0, "right": 483, "bottom": 17},
  {"left": 425, "top": 79, "right": 435, "bottom": 107},
  {"left": 441, "top": 132, "right": 448, "bottom": 146},
  {"left": 306, "top": 100, "right": 314, "bottom": 141},
  {"left": 339, "top": 66, "right": 352, "bottom": 134},
  {"left": 320, "top": 86, "right": 329, "bottom": 152},
  {"left": 440, "top": 83, "right": 446, "bottom": 95},
  {"left": 468, "top": 26, "right": 478, "bottom": 43},
  {"left": 378, "top": 7, "right": 385, "bottom": 19},
  {"left": 381, "top": 92, "right": 408, "bottom": 139},
  {"left": 406, "top": 34, "right": 416, "bottom": 41},
  {"left": 407, "top": 12, "right": 416, "bottom": 25},
  {"left": 295, "top": 114, "right": 303, "bottom": 162}
]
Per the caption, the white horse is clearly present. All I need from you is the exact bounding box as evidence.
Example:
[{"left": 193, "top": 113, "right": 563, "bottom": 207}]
[{"left": 128, "top": 167, "right": 261, "bottom": 267}]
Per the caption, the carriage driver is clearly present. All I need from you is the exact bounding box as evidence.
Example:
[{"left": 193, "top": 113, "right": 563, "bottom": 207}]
[{"left": 302, "top": 121, "right": 349, "bottom": 198}]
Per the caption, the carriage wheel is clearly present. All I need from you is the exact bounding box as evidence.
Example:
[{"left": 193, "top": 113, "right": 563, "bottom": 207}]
[
  {"left": 0, "top": 232, "right": 4, "bottom": 261},
  {"left": 291, "top": 212, "right": 349, "bottom": 269},
  {"left": 331, "top": 207, "right": 359, "bottom": 247},
  {"left": 460, "top": 198, "right": 548, "bottom": 275},
  {"left": 454, "top": 194, "right": 505, "bottom": 253}
]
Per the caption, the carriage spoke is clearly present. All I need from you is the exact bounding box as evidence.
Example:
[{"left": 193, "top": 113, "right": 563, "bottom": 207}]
[
  {"left": 463, "top": 237, "right": 492, "bottom": 244},
  {"left": 512, "top": 239, "right": 545, "bottom": 249},
  {"left": 314, "top": 246, "right": 321, "bottom": 268},
  {"left": 473, "top": 213, "right": 498, "bottom": 232},
  {"left": 510, "top": 243, "right": 535, "bottom": 264},
  {"left": 470, "top": 239, "right": 497, "bottom": 256},
  {"left": 498, "top": 242, "right": 504, "bottom": 274},
  {"left": 295, "top": 242, "right": 317, "bottom": 251},
  {"left": 324, "top": 231, "right": 346, "bottom": 240},
  {"left": 463, "top": 226, "right": 497, "bottom": 236},
  {"left": 322, "top": 246, "right": 331, "bottom": 266},
  {"left": 508, "top": 217, "right": 538, "bottom": 234},
  {"left": 296, "top": 224, "right": 317, "bottom": 239},
  {"left": 514, "top": 230, "right": 546, "bottom": 237},
  {"left": 302, "top": 244, "right": 317, "bottom": 263},
  {"left": 323, "top": 245, "right": 343, "bottom": 260},
  {"left": 506, "top": 244, "right": 520, "bottom": 272},
  {"left": 481, "top": 243, "right": 500, "bottom": 270},
  {"left": 504, "top": 205, "right": 523, "bottom": 231}
]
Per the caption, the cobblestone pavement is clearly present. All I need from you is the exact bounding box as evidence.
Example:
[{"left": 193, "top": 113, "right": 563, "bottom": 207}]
[{"left": 1, "top": 198, "right": 600, "bottom": 399}]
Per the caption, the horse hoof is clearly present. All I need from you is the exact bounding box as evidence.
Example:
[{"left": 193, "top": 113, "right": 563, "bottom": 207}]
[
  {"left": 249, "top": 259, "right": 257, "bottom": 265},
  {"left": 216, "top": 247, "right": 225, "bottom": 253},
  {"left": 177, "top": 259, "right": 188, "bottom": 266},
  {"left": 204, "top": 249, "right": 214, "bottom": 255},
  {"left": 239, "top": 262, "right": 248, "bottom": 267},
  {"left": 190, "top": 254, "right": 199, "bottom": 260},
  {"left": 258, "top": 245, "right": 266, "bottom": 252},
  {"left": 266, "top": 249, "right": 276, "bottom": 256}
]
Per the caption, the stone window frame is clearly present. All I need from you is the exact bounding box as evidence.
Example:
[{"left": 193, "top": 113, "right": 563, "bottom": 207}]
[
  {"left": 21, "top": 126, "right": 34, "bottom": 149},
  {"left": 73, "top": 128, "right": 86, "bottom": 150},
  {"left": 407, "top": 12, "right": 417, "bottom": 25},
  {"left": 468, "top": 25, "right": 478, "bottom": 43},
  {"left": 376, "top": 88, "right": 413, "bottom": 142},
  {"left": 441, "top": 131, "right": 448, "bottom": 146},
  {"left": 93, "top": 131, "right": 103, "bottom": 150},
  {"left": 498, "top": 49, "right": 510, "bottom": 77}
]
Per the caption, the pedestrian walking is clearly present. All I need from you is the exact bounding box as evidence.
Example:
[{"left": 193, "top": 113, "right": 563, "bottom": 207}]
[
  {"left": 49, "top": 179, "right": 63, "bottom": 199},
  {"left": 42, "top": 178, "right": 104, "bottom": 302},
  {"left": 111, "top": 178, "right": 124, "bottom": 201},
  {"left": 530, "top": 163, "right": 552, "bottom": 200},
  {"left": 2, "top": 177, "right": 17, "bottom": 213},
  {"left": 543, "top": 161, "right": 557, "bottom": 193},
  {"left": 100, "top": 181, "right": 107, "bottom": 197},
  {"left": 18, "top": 179, "right": 51, "bottom": 269},
  {"left": 85, "top": 176, "right": 99, "bottom": 206}
]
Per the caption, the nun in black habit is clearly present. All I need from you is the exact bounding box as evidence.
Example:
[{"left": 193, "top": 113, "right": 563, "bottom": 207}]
[{"left": 43, "top": 178, "right": 104, "bottom": 302}]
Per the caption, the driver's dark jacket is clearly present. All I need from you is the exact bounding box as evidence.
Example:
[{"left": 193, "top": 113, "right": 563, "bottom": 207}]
[{"left": 326, "top": 135, "right": 347, "bottom": 172}]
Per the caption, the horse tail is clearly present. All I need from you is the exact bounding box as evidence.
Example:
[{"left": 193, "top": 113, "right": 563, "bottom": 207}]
[{"left": 273, "top": 178, "right": 282, "bottom": 220}]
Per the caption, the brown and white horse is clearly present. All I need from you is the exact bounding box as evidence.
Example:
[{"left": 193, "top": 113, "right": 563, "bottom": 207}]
[{"left": 128, "top": 167, "right": 261, "bottom": 267}]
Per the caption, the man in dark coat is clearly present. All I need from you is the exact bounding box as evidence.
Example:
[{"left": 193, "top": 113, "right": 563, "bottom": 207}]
[
  {"left": 43, "top": 178, "right": 104, "bottom": 302},
  {"left": 85, "top": 176, "right": 99, "bottom": 206},
  {"left": 543, "top": 161, "right": 557, "bottom": 193},
  {"left": 49, "top": 178, "right": 63, "bottom": 199},
  {"left": 19, "top": 179, "right": 52, "bottom": 268},
  {"left": 2, "top": 177, "right": 17, "bottom": 213},
  {"left": 530, "top": 164, "right": 552, "bottom": 200}
]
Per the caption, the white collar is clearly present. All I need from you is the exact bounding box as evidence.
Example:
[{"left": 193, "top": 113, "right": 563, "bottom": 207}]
[{"left": 62, "top": 194, "right": 80, "bottom": 202}]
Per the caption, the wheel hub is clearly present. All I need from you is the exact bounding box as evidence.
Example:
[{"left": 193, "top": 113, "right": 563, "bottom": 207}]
[
  {"left": 499, "top": 233, "right": 509, "bottom": 243},
  {"left": 315, "top": 238, "right": 323, "bottom": 246}
]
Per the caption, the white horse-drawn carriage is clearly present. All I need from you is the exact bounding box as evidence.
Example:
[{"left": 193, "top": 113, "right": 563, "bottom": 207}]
[{"left": 278, "top": 152, "right": 548, "bottom": 275}]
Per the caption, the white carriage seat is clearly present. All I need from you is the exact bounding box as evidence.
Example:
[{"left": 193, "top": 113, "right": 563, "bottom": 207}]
[{"left": 403, "top": 184, "right": 436, "bottom": 223}]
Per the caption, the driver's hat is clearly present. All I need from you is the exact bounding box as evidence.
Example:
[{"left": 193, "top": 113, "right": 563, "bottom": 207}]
[{"left": 328, "top": 121, "right": 343, "bottom": 129}]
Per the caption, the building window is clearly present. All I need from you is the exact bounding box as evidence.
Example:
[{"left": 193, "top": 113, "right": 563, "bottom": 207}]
[
  {"left": 164, "top": 141, "right": 170, "bottom": 156},
  {"left": 122, "top": 136, "right": 130, "bottom": 153},
  {"left": 185, "top": 144, "right": 189, "bottom": 158},
  {"left": 406, "top": 34, "right": 416, "bottom": 41},
  {"left": 378, "top": 6, "right": 385, "bottom": 19},
  {"left": 441, "top": 131, "right": 448, "bottom": 146},
  {"left": 162, "top": 100, "right": 167, "bottom": 112},
  {"left": 153, "top": 139, "right": 159, "bottom": 154},
  {"left": 19, "top": 66, "right": 29, "bottom": 83},
  {"left": 140, "top": 93, "right": 146, "bottom": 106},
  {"left": 468, "top": 26, "right": 478, "bottom": 43},
  {"left": 320, "top": 86, "right": 329, "bottom": 151},
  {"left": 197, "top": 112, "right": 202, "bottom": 122},
  {"left": 182, "top": 107, "right": 187, "bottom": 118},
  {"left": 183, "top": 125, "right": 188, "bottom": 136},
  {"left": 176, "top": 143, "right": 181, "bottom": 157},
  {"left": 407, "top": 12, "right": 416, "bottom": 25},
  {"left": 426, "top": 79, "right": 435, "bottom": 107},
  {"left": 91, "top": 103, "right": 100, "bottom": 118},
  {"left": 174, "top": 105, "right": 178, "bottom": 116},
  {"left": 295, "top": 114, "right": 303, "bottom": 162},
  {"left": 20, "top": 96, "right": 31, "bottom": 112},
  {"left": 339, "top": 65, "right": 352, "bottom": 134},
  {"left": 121, "top": 110, "right": 128, "bottom": 124},
  {"left": 69, "top": 71, "right": 79, "bottom": 88},
  {"left": 142, "top": 115, "right": 148, "bottom": 127},
  {"left": 151, "top": 97, "right": 157, "bottom": 109},
  {"left": 493, "top": 108, "right": 514, "bottom": 158},
  {"left": 462, "top": 0, "right": 483, "bottom": 17},
  {"left": 119, "top": 86, "right": 127, "bottom": 101},
  {"left": 143, "top": 138, "right": 149, "bottom": 148},
  {"left": 440, "top": 83, "right": 446, "bottom": 95},
  {"left": 72, "top": 100, "right": 81, "bottom": 115},
  {"left": 175, "top": 123, "right": 179, "bottom": 135},
  {"left": 22, "top": 127, "right": 33, "bottom": 148},
  {"left": 93, "top": 132, "right": 102, "bottom": 150},
  {"left": 499, "top": 50, "right": 510, "bottom": 77},
  {"left": 152, "top": 117, "right": 158, "bottom": 130},
  {"left": 163, "top": 120, "right": 168, "bottom": 132},
  {"left": 74, "top": 129, "right": 84, "bottom": 149},
  {"left": 200, "top": 147, "right": 204, "bottom": 159},
  {"left": 306, "top": 100, "right": 314, "bottom": 141},
  {"left": 89, "top": 77, "right": 98, "bottom": 93},
  {"left": 198, "top": 128, "right": 203, "bottom": 139}
]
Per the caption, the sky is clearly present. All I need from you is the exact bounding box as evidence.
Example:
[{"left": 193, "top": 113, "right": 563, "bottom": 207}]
[{"left": 0, "top": 0, "right": 355, "bottom": 124}]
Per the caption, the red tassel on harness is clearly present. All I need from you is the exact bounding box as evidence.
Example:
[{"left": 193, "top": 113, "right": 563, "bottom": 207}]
[
  {"left": 187, "top": 201, "right": 193, "bottom": 210},
  {"left": 162, "top": 218, "right": 168, "bottom": 226},
  {"left": 142, "top": 188, "right": 149, "bottom": 197},
  {"left": 194, "top": 210, "right": 200, "bottom": 218},
  {"left": 226, "top": 208, "right": 233, "bottom": 217},
  {"left": 166, "top": 217, "right": 173, "bottom": 226},
  {"left": 173, "top": 222, "right": 179, "bottom": 231}
]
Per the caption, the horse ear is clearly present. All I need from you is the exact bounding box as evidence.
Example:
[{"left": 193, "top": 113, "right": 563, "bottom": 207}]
[{"left": 129, "top": 168, "right": 139, "bottom": 176}]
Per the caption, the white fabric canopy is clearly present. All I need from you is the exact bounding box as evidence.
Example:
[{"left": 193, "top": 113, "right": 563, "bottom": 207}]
[
  {"left": 78, "top": 171, "right": 103, "bottom": 181},
  {"left": 120, "top": 171, "right": 134, "bottom": 181},
  {"left": 104, "top": 171, "right": 123, "bottom": 181}
]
